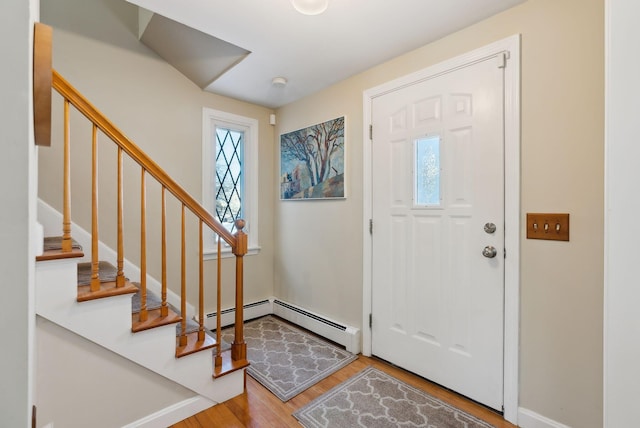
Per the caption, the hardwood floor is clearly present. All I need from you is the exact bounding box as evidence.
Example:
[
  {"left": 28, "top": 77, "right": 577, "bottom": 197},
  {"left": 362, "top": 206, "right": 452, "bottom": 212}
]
[{"left": 171, "top": 355, "right": 517, "bottom": 427}]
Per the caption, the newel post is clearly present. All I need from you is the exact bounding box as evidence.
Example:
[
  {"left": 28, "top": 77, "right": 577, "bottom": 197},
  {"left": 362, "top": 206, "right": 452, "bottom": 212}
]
[{"left": 231, "top": 219, "right": 248, "bottom": 361}]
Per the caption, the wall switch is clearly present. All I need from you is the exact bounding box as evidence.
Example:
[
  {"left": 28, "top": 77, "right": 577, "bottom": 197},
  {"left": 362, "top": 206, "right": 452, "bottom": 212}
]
[{"left": 526, "top": 213, "right": 569, "bottom": 241}]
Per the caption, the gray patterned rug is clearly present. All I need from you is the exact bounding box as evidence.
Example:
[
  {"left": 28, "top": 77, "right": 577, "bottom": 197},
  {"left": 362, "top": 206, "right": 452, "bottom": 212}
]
[
  {"left": 293, "top": 366, "right": 495, "bottom": 428},
  {"left": 222, "top": 316, "right": 357, "bottom": 402}
]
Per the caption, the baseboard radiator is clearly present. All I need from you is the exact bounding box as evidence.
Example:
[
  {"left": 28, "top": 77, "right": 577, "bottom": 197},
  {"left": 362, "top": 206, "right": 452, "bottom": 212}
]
[
  {"left": 273, "top": 299, "right": 361, "bottom": 354},
  {"left": 205, "top": 299, "right": 272, "bottom": 331},
  {"left": 206, "top": 298, "right": 361, "bottom": 355}
]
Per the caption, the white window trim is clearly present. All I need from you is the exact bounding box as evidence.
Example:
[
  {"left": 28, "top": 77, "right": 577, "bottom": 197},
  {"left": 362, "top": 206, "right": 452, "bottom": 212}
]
[{"left": 202, "top": 108, "right": 259, "bottom": 258}]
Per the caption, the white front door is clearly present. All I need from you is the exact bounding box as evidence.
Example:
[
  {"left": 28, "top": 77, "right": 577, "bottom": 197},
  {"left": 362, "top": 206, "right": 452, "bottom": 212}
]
[{"left": 371, "top": 56, "right": 505, "bottom": 410}]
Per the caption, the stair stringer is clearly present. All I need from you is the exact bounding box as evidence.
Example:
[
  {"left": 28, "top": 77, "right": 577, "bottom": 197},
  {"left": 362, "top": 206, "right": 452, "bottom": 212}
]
[{"left": 35, "top": 257, "right": 245, "bottom": 404}]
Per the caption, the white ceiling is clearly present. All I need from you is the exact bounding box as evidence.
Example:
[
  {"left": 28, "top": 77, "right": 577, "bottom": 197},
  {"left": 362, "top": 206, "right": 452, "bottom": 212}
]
[{"left": 127, "top": 0, "right": 525, "bottom": 109}]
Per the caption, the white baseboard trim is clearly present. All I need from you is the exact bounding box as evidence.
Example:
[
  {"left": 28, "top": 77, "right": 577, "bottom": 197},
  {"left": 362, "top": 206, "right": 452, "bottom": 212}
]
[
  {"left": 122, "top": 396, "right": 214, "bottom": 428},
  {"left": 518, "top": 407, "right": 571, "bottom": 428}
]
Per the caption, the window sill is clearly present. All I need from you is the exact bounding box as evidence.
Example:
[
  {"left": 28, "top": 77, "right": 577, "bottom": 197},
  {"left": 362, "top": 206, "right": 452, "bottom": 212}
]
[{"left": 203, "top": 245, "right": 261, "bottom": 260}]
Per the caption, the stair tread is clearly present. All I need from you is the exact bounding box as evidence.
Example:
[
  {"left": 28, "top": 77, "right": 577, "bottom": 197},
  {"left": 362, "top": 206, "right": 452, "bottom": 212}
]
[
  {"left": 77, "top": 280, "right": 138, "bottom": 302},
  {"left": 37, "top": 237, "right": 84, "bottom": 261},
  {"left": 213, "top": 349, "right": 250, "bottom": 378},
  {"left": 77, "top": 261, "right": 125, "bottom": 286},
  {"left": 43, "top": 236, "right": 83, "bottom": 251},
  {"left": 131, "top": 284, "right": 209, "bottom": 338},
  {"left": 176, "top": 330, "right": 217, "bottom": 358},
  {"left": 131, "top": 307, "right": 182, "bottom": 332},
  {"left": 37, "top": 247, "right": 84, "bottom": 261},
  {"left": 131, "top": 282, "right": 162, "bottom": 312}
]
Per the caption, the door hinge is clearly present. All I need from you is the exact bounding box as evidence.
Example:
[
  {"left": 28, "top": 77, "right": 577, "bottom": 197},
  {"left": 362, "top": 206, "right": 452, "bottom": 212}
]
[
  {"left": 504, "top": 248, "right": 507, "bottom": 259},
  {"left": 369, "top": 313, "right": 372, "bottom": 328},
  {"left": 369, "top": 124, "right": 373, "bottom": 140},
  {"left": 497, "top": 51, "right": 508, "bottom": 69},
  {"left": 369, "top": 219, "right": 373, "bottom": 234}
]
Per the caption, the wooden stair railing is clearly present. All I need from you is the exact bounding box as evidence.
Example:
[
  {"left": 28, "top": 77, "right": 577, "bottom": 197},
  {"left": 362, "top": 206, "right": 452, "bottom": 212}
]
[{"left": 46, "top": 68, "right": 248, "bottom": 375}]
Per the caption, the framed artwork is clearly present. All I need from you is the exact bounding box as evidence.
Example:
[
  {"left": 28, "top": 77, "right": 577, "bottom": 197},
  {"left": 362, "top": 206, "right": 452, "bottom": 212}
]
[{"left": 280, "top": 116, "right": 345, "bottom": 200}]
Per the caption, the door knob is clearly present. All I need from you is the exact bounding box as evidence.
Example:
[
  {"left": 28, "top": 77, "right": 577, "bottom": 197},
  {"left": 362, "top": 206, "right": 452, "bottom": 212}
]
[
  {"left": 484, "top": 222, "right": 497, "bottom": 234},
  {"left": 482, "top": 246, "right": 497, "bottom": 258}
]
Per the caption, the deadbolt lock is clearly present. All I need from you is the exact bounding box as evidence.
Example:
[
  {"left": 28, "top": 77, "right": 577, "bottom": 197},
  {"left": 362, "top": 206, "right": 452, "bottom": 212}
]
[{"left": 484, "top": 222, "right": 497, "bottom": 234}]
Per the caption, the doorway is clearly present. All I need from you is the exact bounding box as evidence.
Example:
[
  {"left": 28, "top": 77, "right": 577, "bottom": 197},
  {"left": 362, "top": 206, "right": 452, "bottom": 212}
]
[{"left": 362, "top": 34, "right": 520, "bottom": 422}]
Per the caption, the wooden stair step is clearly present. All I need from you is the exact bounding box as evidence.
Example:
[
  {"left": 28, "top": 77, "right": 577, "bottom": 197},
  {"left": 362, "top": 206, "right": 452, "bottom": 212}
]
[
  {"left": 76, "top": 260, "right": 136, "bottom": 301},
  {"left": 131, "top": 307, "right": 182, "bottom": 333},
  {"left": 176, "top": 330, "right": 217, "bottom": 358},
  {"left": 37, "top": 236, "right": 84, "bottom": 261},
  {"left": 77, "top": 260, "right": 123, "bottom": 285},
  {"left": 77, "top": 280, "right": 138, "bottom": 302},
  {"left": 131, "top": 285, "right": 202, "bottom": 337},
  {"left": 213, "top": 348, "right": 250, "bottom": 379}
]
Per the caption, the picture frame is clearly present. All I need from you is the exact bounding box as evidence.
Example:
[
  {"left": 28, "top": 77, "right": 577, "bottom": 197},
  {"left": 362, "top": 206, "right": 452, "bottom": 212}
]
[{"left": 280, "top": 116, "right": 345, "bottom": 200}]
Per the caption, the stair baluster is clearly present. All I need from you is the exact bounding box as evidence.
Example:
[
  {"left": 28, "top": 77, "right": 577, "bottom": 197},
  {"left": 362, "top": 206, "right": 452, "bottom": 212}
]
[
  {"left": 116, "top": 146, "right": 125, "bottom": 288},
  {"left": 198, "top": 220, "right": 205, "bottom": 342},
  {"left": 179, "top": 204, "right": 188, "bottom": 348},
  {"left": 138, "top": 168, "right": 148, "bottom": 322},
  {"left": 90, "top": 124, "right": 100, "bottom": 292},
  {"left": 61, "top": 99, "right": 72, "bottom": 252},
  {"left": 161, "top": 187, "right": 169, "bottom": 317},
  {"left": 215, "top": 238, "right": 222, "bottom": 368}
]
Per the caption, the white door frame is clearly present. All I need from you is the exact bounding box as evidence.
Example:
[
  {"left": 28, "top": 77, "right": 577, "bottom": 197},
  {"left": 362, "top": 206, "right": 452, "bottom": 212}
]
[{"left": 362, "top": 34, "right": 520, "bottom": 424}]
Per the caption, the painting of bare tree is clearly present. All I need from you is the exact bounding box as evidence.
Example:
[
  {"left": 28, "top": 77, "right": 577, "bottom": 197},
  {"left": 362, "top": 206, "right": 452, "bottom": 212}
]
[{"left": 280, "top": 116, "right": 345, "bottom": 200}]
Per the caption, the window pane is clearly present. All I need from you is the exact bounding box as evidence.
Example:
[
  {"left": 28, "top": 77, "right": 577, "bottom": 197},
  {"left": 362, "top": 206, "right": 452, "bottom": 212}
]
[
  {"left": 415, "top": 136, "right": 441, "bottom": 206},
  {"left": 215, "top": 127, "right": 244, "bottom": 233}
]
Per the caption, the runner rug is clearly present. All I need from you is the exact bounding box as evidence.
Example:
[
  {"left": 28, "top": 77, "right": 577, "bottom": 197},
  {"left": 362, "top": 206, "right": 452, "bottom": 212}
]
[
  {"left": 222, "top": 316, "right": 357, "bottom": 402},
  {"left": 293, "top": 366, "right": 495, "bottom": 428}
]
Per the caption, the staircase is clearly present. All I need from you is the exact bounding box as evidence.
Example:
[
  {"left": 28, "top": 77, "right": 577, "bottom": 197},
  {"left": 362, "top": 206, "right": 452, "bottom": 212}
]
[
  {"left": 35, "top": 234, "right": 245, "bottom": 405},
  {"left": 33, "top": 22, "right": 250, "bottom": 423}
]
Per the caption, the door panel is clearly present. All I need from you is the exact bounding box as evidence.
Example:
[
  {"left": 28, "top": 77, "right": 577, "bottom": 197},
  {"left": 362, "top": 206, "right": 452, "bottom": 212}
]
[{"left": 371, "top": 57, "right": 505, "bottom": 410}]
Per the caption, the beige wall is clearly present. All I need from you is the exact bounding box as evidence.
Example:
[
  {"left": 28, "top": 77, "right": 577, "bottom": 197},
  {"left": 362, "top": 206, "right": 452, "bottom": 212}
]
[
  {"left": 274, "top": 0, "right": 604, "bottom": 426},
  {"left": 39, "top": 0, "right": 276, "bottom": 312},
  {"left": 36, "top": 317, "right": 196, "bottom": 428}
]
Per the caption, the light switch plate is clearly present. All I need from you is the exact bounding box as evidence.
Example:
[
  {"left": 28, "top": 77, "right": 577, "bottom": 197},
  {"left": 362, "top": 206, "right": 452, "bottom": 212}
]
[{"left": 526, "top": 213, "right": 569, "bottom": 241}]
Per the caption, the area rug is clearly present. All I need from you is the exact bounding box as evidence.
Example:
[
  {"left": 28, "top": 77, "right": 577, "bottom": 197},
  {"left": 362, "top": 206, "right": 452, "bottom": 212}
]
[
  {"left": 293, "top": 366, "right": 495, "bottom": 428},
  {"left": 221, "top": 315, "right": 357, "bottom": 401}
]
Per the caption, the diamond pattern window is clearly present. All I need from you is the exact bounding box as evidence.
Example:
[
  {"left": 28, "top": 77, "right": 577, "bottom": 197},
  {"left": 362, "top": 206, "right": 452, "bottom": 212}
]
[
  {"left": 215, "top": 127, "right": 243, "bottom": 233},
  {"left": 203, "top": 108, "right": 259, "bottom": 256}
]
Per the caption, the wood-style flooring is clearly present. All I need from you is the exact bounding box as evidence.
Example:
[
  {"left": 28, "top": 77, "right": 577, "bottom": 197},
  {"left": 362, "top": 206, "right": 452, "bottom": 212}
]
[{"left": 171, "top": 354, "right": 517, "bottom": 427}]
